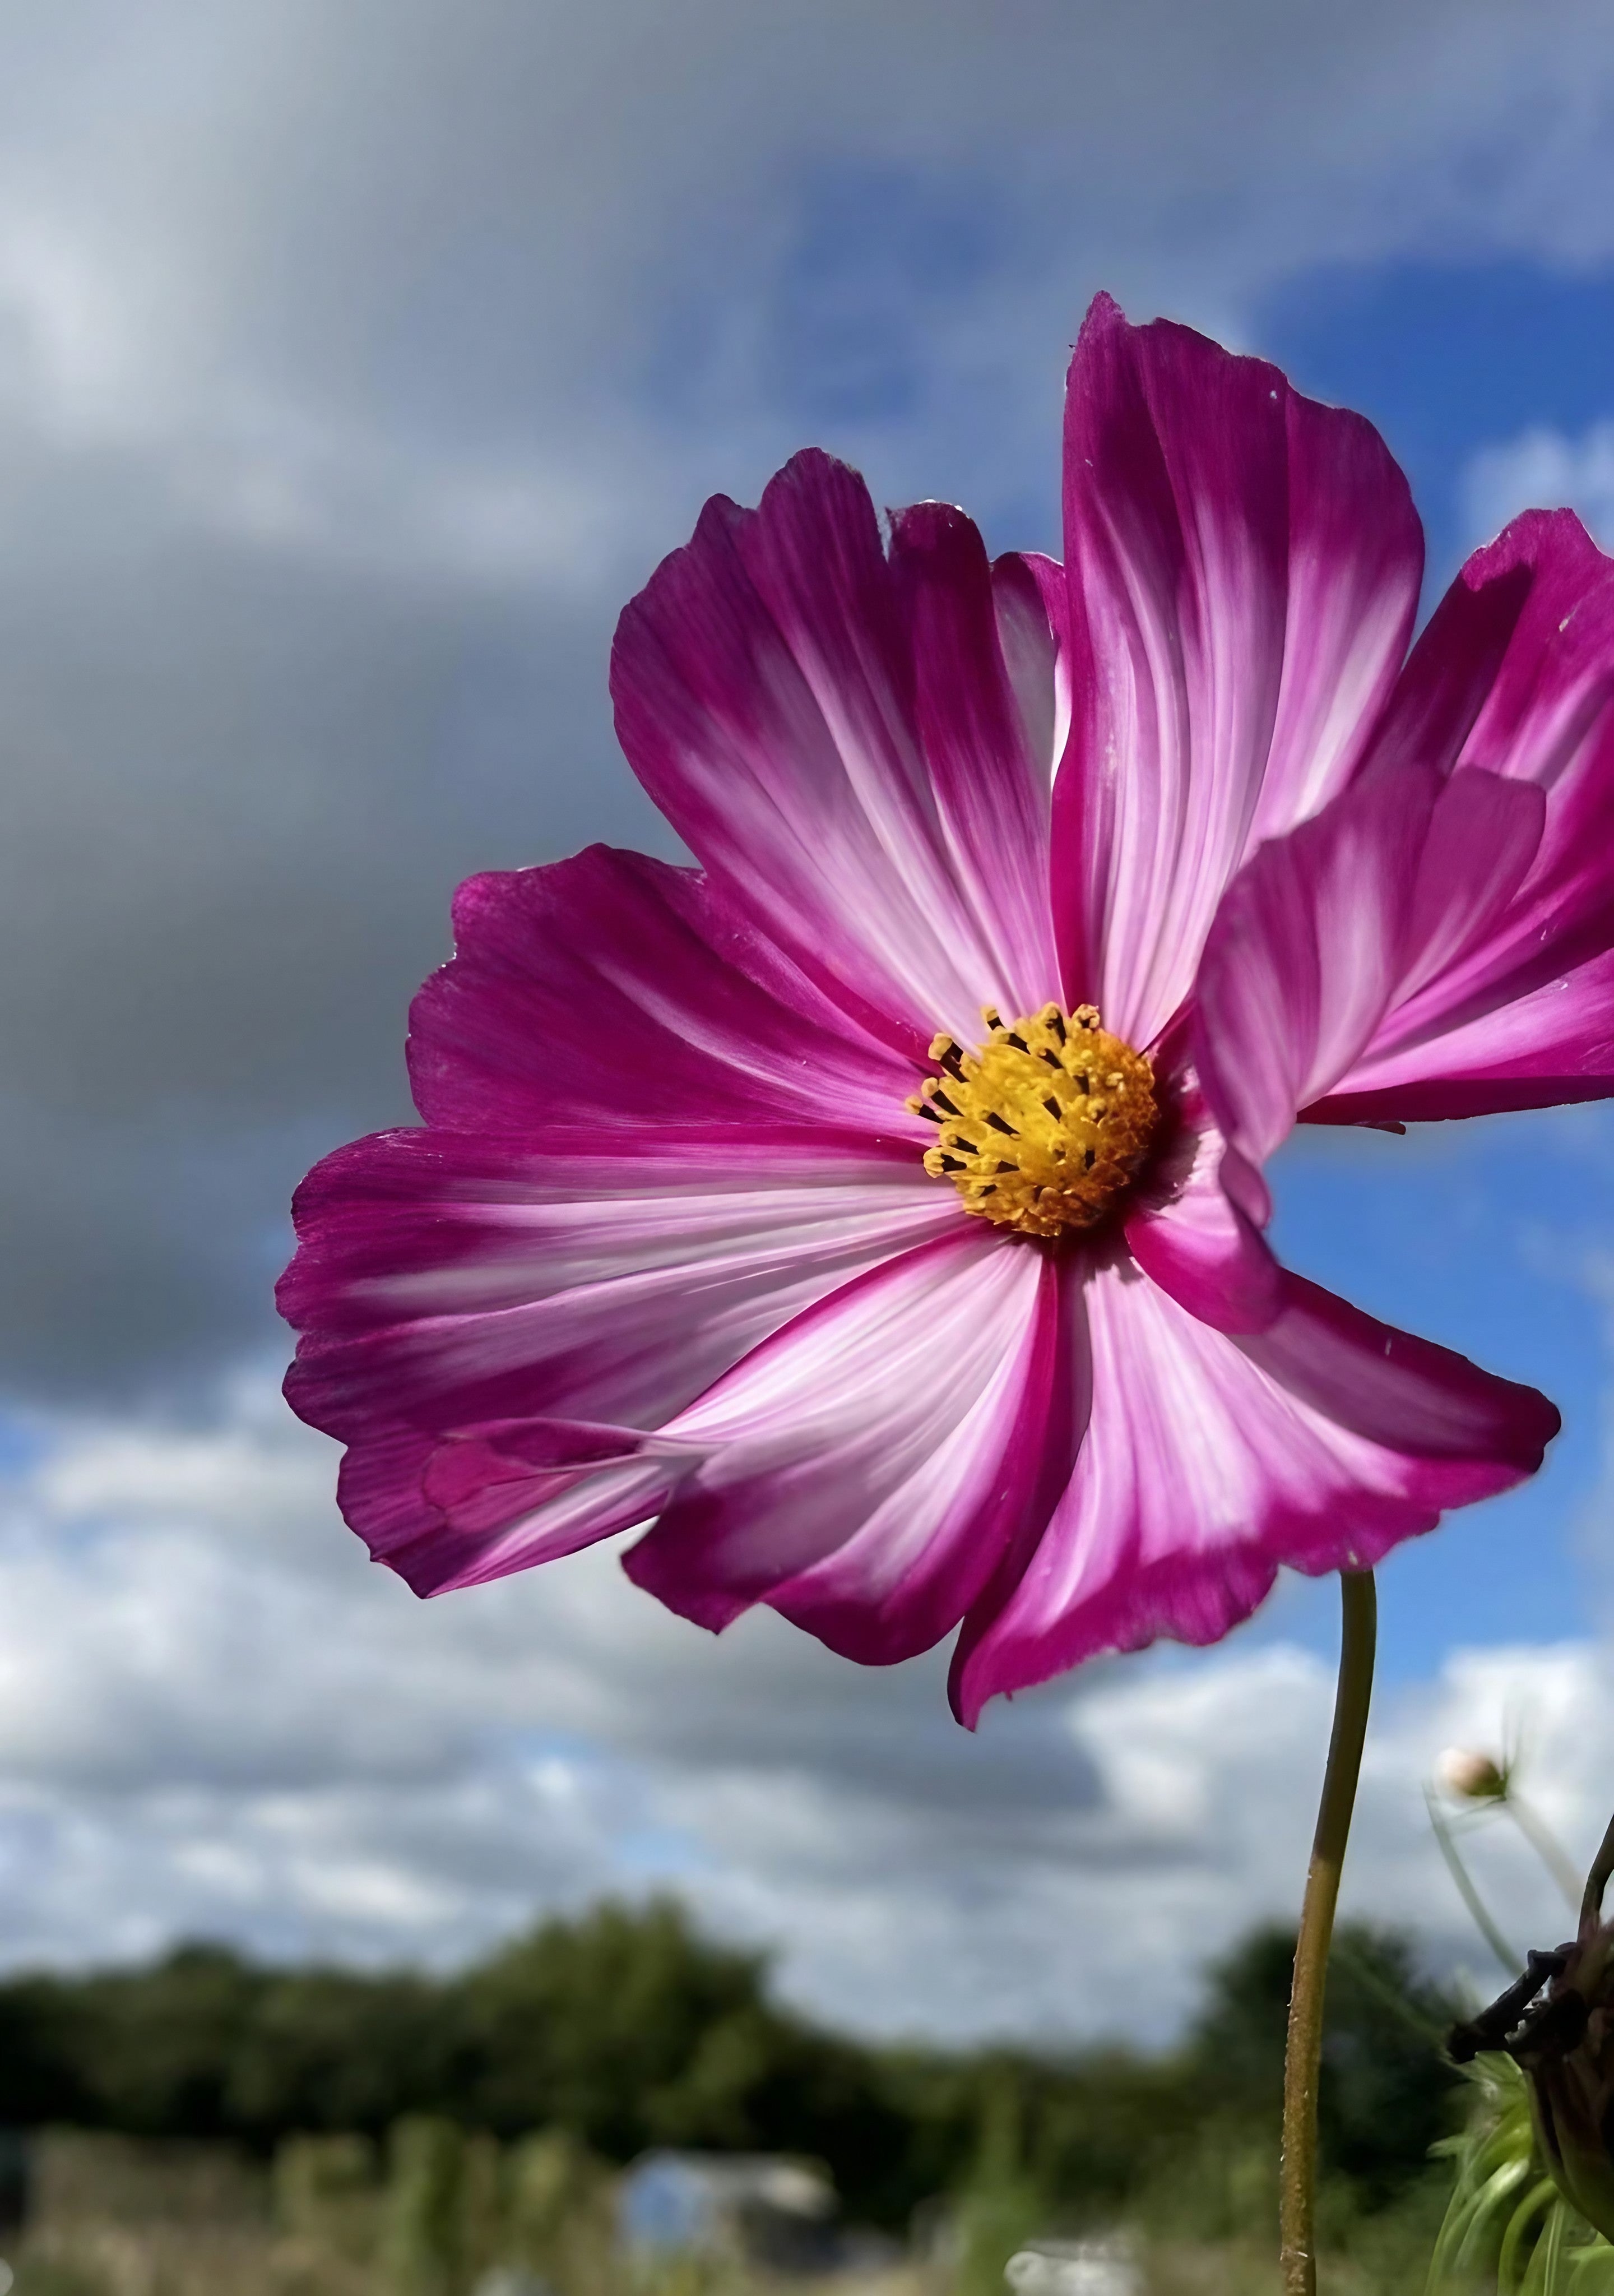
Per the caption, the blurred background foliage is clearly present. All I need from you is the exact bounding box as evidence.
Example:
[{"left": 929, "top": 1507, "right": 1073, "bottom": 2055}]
[{"left": 0, "top": 1897, "right": 1471, "bottom": 2260}]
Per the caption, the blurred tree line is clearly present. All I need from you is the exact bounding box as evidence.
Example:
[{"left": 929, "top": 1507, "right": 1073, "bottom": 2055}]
[{"left": 0, "top": 1898, "right": 1464, "bottom": 2232}]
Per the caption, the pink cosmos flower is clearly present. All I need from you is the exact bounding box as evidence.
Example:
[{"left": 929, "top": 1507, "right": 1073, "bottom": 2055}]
[{"left": 281, "top": 293, "right": 1614, "bottom": 1726}]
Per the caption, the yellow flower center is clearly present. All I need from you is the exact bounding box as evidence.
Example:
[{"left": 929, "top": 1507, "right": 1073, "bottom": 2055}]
[{"left": 910, "top": 1004, "right": 1158, "bottom": 1240}]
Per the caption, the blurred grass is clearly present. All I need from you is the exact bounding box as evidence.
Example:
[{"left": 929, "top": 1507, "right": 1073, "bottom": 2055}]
[{"left": 0, "top": 2118, "right": 1472, "bottom": 2296}]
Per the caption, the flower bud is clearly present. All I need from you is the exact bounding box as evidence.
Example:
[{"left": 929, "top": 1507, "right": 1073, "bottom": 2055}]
[{"left": 1437, "top": 1747, "right": 1507, "bottom": 1801}]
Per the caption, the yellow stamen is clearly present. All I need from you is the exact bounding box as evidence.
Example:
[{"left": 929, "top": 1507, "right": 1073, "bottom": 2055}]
[{"left": 910, "top": 1003, "right": 1158, "bottom": 1239}]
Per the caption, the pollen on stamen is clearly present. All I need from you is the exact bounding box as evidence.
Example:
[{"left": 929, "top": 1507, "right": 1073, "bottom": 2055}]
[{"left": 914, "top": 1002, "right": 1158, "bottom": 1239}]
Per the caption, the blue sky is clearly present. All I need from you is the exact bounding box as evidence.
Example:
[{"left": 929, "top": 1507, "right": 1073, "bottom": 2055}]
[
  {"left": 1263, "top": 259, "right": 1614, "bottom": 573},
  {"left": 3, "top": 0, "right": 1614, "bottom": 2038},
  {"left": 1263, "top": 1108, "right": 1613, "bottom": 1678}
]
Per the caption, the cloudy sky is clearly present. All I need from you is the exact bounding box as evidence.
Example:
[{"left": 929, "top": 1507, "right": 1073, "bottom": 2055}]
[{"left": 5, "top": 0, "right": 1614, "bottom": 2044}]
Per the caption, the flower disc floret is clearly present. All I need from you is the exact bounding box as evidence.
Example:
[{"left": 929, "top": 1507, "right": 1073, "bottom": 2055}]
[{"left": 910, "top": 1004, "right": 1158, "bottom": 1239}]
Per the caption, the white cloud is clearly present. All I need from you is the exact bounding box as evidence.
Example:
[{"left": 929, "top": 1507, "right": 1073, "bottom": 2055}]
[
  {"left": 1462, "top": 422, "right": 1614, "bottom": 550},
  {"left": 0, "top": 1374, "right": 1599, "bottom": 2043}
]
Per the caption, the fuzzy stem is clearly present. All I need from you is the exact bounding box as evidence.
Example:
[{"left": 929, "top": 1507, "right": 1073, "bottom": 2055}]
[{"left": 1279, "top": 1569, "right": 1377, "bottom": 2296}]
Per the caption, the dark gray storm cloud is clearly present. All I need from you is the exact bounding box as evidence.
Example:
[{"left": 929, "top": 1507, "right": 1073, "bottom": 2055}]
[
  {"left": 0, "top": 440, "right": 657, "bottom": 1390},
  {"left": 1, "top": 0, "right": 1613, "bottom": 1396}
]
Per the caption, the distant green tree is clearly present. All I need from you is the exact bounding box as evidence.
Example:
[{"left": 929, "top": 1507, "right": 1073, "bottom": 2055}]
[
  {"left": 228, "top": 1969, "right": 459, "bottom": 2138},
  {"left": 1028, "top": 2045, "right": 1202, "bottom": 2211},
  {"left": 74, "top": 1943, "right": 266, "bottom": 2137},
  {"left": 0, "top": 1974, "right": 95, "bottom": 2125},
  {"left": 1187, "top": 1920, "right": 1463, "bottom": 2205},
  {"left": 650, "top": 2001, "right": 921, "bottom": 2224},
  {"left": 448, "top": 1896, "right": 918, "bottom": 2221},
  {"left": 451, "top": 1897, "right": 767, "bottom": 2149}
]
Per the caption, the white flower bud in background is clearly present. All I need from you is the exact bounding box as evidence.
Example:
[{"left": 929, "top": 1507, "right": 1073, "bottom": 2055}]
[{"left": 1437, "top": 1747, "right": 1508, "bottom": 1801}]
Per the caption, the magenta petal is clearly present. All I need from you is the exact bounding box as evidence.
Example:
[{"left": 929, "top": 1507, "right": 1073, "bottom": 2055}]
[
  {"left": 994, "top": 550, "right": 1071, "bottom": 793},
  {"left": 409, "top": 1420, "right": 702, "bottom": 1594},
  {"left": 949, "top": 1259, "right": 1556, "bottom": 1723},
  {"left": 420, "top": 1417, "right": 697, "bottom": 1536},
  {"left": 409, "top": 846, "right": 920, "bottom": 1141},
  {"left": 1307, "top": 947, "right": 1614, "bottom": 1123},
  {"left": 336, "top": 1421, "right": 679, "bottom": 1599},
  {"left": 1199, "top": 758, "right": 1552, "bottom": 1145},
  {"left": 1053, "top": 293, "right": 1422, "bottom": 1045},
  {"left": 1316, "top": 512, "right": 1614, "bottom": 1119},
  {"left": 1194, "top": 758, "right": 1437, "bottom": 1166},
  {"left": 1408, "top": 510, "right": 1614, "bottom": 787},
  {"left": 1395, "top": 766, "right": 1547, "bottom": 1004},
  {"left": 282, "top": 1127, "right": 959, "bottom": 1592},
  {"left": 611, "top": 451, "right": 1063, "bottom": 1044},
  {"left": 1240, "top": 1273, "right": 1559, "bottom": 1489},
  {"left": 888, "top": 504, "right": 1063, "bottom": 1010},
  {"left": 1124, "top": 1099, "right": 1282, "bottom": 1335},
  {"left": 622, "top": 1227, "right": 1075, "bottom": 1664}
]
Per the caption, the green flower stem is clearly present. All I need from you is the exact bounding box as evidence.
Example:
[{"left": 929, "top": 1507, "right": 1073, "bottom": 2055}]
[
  {"left": 1280, "top": 1568, "right": 1378, "bottom": 2296},
  {"left": 1505, "top": 1794, "right": 1583, "bottom": 1914},
  {"left": 1425, "top": 1786, "right": 1518, "bottom": 1974},
  {"left": 1581, "top": 1804, "right": 1614, "bottom": 1931}
]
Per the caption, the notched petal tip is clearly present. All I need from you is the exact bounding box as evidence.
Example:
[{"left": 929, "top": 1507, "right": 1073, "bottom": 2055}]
[
  {"left": 1073, "top": 287, "right": 1128, "bottom": 348},
  {"left": 1463, "top": 502, "right": 1609, "bottom": 586}
]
